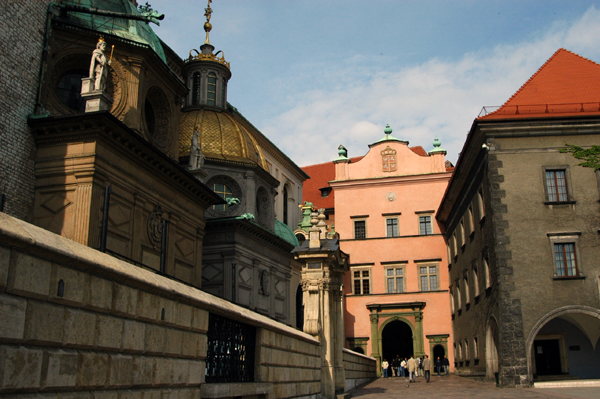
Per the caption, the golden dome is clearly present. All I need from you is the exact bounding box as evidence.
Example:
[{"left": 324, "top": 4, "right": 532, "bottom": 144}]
[{"left": 179, "top": 109, "right": 267, "bottom": 169}]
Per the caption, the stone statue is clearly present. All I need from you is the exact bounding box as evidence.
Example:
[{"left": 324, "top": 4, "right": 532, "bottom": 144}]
[
  {"left": 89, "top": 38, "right": 109, "bottom": 91},
  {"left": 188, "top": 126, "right": 205, "bottom": 169}
]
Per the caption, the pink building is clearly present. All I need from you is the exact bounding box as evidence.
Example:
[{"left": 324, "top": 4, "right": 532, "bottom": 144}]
[{"left": 303, "top": 126, "right": 455, "bottom": 373}]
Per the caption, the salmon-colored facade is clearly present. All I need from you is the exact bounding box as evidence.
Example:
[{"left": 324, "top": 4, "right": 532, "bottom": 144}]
[{"left": 308, "top": 129, "right": 455, "bottom": 373}]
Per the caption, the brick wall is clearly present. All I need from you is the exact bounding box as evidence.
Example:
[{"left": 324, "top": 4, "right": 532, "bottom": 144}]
[
  {"left": 0, "top": 0, "right": 48, "bottom": 220},
  {"left": 0, "top": 212, "right": 323, "bottom": 398}
]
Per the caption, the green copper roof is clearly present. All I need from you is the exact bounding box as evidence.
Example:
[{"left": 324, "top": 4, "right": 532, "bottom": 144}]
[
  {"left": 369, "top": 124, "right": 408, "bottom": 147},
  {"left": 61, "top": 0, "right": 167, "bottom": 63},
  {"left": 274, "top": 219, "right": 299, "bottom": 247}
]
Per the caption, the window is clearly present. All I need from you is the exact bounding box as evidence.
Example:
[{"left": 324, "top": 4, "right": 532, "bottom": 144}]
[
  {"left": 283, "top": 186, "right": 289, "bottom": 225},
  {"left": 447, "top": 243, "right": 452, "bottom": 265},
  {"left": 460, "top": 220, "right": 466, "bottom": 248},
  {"left": 472, "top": 262, "right": 480, "bottom": 297},
  {"left": 458, "top": 342, "right": 463, "bottom": 360},
  {"left": 463, "top": 272, "right": 470, "bottom": 303},
  {"left": 354, "top": 220, "right": 366, "bottom": 239},
  {"left": 545, "top": 169, "right": 569, "bottom": 202},
  {"left": 477, "top": 188, "right": 485, "bottom": 220},
  {"left": 418, "top": 264, "right": 438, "bottom": 291},
  {"left": 450, "top": 291, "right": 455, "bottom": 313},
  {"left": 452, "top": 233, "right": 457, "bottom": 257},
  {"left": 207, "top": 72, "right": 217, "bottom": 105},
  {"left": 467, "top": 206, "right": 474, "bottom": 236},
  {"left": 483, "top": 256, "right": 491, "bottom": 289},
  {"left": 319, "top": 187, "right": 332, "bottom": 197},
  {"left": 386, "top": 218, "right": 399, "bottom": 237},
  {"left": 419, "top": 216, "right": 433, "bottom": 235},
  {"left": 212, "top": 183, "right": 234, "bottom": 211},
  {"left": 221, "top": 78, "right": 226, "bottom": 107},
  {"left": 386, "top": 266, "right": 404, "bottom": 293},
  {"left": 464, "top": 340, "right": 469, "bottom": 360},
  {"left": 57, "top": 70, "right": 86, "bottom": 112},
  {"left": 192, "top": 72, "right": 200, "bottom": 105},
  {"left": 473, "top": 337, "right": 479, "bottom": 358},
  {"left": 455, "top": 281, "right": 461, "bottom": 308},
  {"left": 554, "top": 243, "right": 578, "bottom": 277},
  {"left": 352, "top": 268, "right": 371, "bottom": 294}
]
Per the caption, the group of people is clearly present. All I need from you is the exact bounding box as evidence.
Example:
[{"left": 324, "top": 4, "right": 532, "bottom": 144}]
[{"left": 381, "top": 355, "right": 450, "bottom": 383}]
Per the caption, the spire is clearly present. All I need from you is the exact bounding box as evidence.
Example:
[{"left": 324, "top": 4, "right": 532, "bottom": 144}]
[{"left": 204, "top": 0, "right": 213, "bottom": 45}]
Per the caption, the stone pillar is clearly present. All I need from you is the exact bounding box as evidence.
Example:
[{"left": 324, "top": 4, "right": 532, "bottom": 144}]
[
  {"left": 415, "top": 313, "right": 425, "bottom": 357},
  {"left": 72, "top": 172, "right": 103, "bottom": 247},
  {"left": 369, "top": 311, "right": 381, "bottom": 375},
  {"left": 334, "top": 288, "right": 346, "bottom": 394}
]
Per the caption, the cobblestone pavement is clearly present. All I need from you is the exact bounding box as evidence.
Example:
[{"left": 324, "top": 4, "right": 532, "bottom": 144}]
[{"left": 349, "top": 375, "right": 600, "bottom": 398}]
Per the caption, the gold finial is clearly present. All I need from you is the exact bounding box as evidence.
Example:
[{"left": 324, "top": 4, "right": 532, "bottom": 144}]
[
  {"left": 204, "top": 0, "right": 213, "bottom": 45},
  {"left": 98, "top": 36, "right": 105, "bottom": 42}
]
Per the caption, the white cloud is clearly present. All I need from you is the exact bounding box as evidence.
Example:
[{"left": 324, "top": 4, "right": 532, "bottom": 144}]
[{"left": 262, "top": 6, "right": 600, "bottom": 167}]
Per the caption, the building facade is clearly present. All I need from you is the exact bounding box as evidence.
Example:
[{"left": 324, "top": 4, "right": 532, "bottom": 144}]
[
  {"left": 303, "top": 127, "right": 455, "bottom": 372},
  {"left": 437, "top": 48, "right": 600, "bottom": 386}
]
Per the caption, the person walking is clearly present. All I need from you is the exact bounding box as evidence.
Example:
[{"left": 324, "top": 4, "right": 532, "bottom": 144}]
[
  {"left": 382, "top": 359, "right": 389, "bottom": 378},
  {"left": 443, "top": 355, "right": 450, "bottom": 376},
  {"left": 435, "top": 356, "right": 442, "bottom": 376},
  {"left": 407, "top": 356, "right": 416, "bottom": 383},
  {"left": 423, "top": 355, "right": 431, "bottom": 383}
]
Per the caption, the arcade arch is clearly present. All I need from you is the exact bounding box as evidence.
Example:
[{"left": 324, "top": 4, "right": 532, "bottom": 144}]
[
  {"left": 526, "top": 306, "right": 600, "bottom": 380},
  {"left": 486, "top": 316, "right": 499, "bottom": 380}
]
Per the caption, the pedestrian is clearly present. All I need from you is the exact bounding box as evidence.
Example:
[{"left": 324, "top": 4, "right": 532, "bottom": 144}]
[
  {"left": 407, "top": 356, "right": 416, "bottom": 382},
  {"left": 382, "top": 359, "right": 389, "bottom": 378},
  {"left": 400, "top": 358, "right": 407, "bottom": 378},
  {"left": 423, "top": 355, "right": 431, "bottom": 382},
  {"left": 443, "top": 355, "right": 450, "bottom": 376},
  {"left": 418, "top": 357, "right": 423, "bottom": 377},
  {"left": 435, "top": 356, "right": 442, "bottom": 376},
  {"left": 392, "top": 356, "right": 400, "bottom": 377}
]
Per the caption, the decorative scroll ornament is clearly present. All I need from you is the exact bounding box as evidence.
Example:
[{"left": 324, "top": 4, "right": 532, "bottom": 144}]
[
  {"left": 147, "top": 205, "right": 163, "bottom": 248},
  {"left": 381, "top": 146, "right": 397, "bottom": 172}
]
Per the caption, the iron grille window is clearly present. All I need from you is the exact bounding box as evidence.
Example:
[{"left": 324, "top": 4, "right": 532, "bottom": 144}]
[
  {"left": 546, "top": 170, "right": 568, "bottom": 202},
  {"left": 205, "top": 313, "right": 256, "bottom": 383},
  {"left": 386, "top": 218, "right": 399, "bottom": 237},
  {"left": 554, "top": 243, "right": 578, "bottom": 277},
  {"left": 354, "top": 220, "right": 366, "bottom": 239},
  {"left": 419, "top": 216, "right": 432, "bottom": 235}
]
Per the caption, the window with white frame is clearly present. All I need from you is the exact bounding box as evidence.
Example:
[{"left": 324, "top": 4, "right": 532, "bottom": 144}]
[
  {"left": 354, "top": 220, "right": 367, "bottom": 239},
  {"left": 418, "top": 263, "right": 439, "bottom": 291},
  {"left": 385, "top": 265, "right": 405, "bottom": 293},
  {"left": 386, "top": 218, "right": 399, "bottom": 237},
  {"left": 419, "top": 215, "right": 433, "bottom": 235},
  {"left": 351, "top": 267, "right": 371, "bottom": 294},
  {"left": 548, "top": 233, "right": 581, "bottom": 278}
]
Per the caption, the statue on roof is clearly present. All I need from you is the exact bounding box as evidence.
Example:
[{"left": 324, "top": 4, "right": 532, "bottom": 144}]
[
  {"left": 189, "top": 126, "right": 206, "bottom": 169},
  {"left": 89, "top": 37, "right": 111, "bottom": 92}
]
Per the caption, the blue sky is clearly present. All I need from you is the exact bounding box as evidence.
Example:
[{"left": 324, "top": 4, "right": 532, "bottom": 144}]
[{"left": 148, "top": 0, "right": 600, "bottom": 166}]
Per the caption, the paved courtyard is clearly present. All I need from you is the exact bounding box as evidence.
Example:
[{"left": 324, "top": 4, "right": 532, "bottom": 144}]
[{"left": 349, "top": 375, "right": 600, "bottom": 399}]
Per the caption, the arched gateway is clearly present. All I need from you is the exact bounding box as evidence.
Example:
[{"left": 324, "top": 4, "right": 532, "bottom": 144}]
[
  {"left": 382, "top": 319, "right": 414, "bottom": 361},
  {"left": 527, "top": 306, "right": 600, "bottom": 381}
]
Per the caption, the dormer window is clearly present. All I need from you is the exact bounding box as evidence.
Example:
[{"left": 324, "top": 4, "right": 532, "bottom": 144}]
[{"left": 319, "top": 187, "right": 332, "bottom": 197}]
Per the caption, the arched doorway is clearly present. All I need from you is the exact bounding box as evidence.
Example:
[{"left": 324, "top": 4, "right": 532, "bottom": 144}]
[
  {"left": 527, "top": 306, "right": 600, "bottom": 381},
  {"left": 486, "top": 316, "right": 499, "bottom": 379},
  {"left": 382, "top": 319, "right": 413, "bottom": 362},
  {"left": 433, "top": 344, "right": 445, "bottom": 361}
]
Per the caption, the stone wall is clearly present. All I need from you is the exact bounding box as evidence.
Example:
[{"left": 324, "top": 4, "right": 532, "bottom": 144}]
[
  {"left": 0, "top": 212, "right": 323, "bottom": 398},
  {"left": 343, "top": 349, "right": 377, "bottom": 392},
  {"left": 0, "top": 0, "right": 48, "bottom": 220}
]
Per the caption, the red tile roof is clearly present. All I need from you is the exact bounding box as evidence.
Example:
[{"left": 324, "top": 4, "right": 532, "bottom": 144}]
[{"left": 480, "top": 48, "right": 600, "bottom": 120}]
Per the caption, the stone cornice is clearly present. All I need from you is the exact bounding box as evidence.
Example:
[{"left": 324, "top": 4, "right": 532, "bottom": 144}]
[
  {"left": 28, "top": 112, "right": 224, "bottom": 208},
  {"left": 204, "top": 218, "right": 295, "bottom": 254},
  {"left": 330, "top": 171, "right": 451, "bottom": 189}
]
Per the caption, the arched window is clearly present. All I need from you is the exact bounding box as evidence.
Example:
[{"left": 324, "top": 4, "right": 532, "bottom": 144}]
[
  {"left": 192, "top": 72, "right": 200, "bottom": 105},
  {"left": 57, "top": 70, "right": 86, "bottom": 112},
  {"left": 207, "top": 72, "right": 216, "bottom": 105},
  {"left": 283, "top": 186, "right": 289, "bottom": 225}
]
